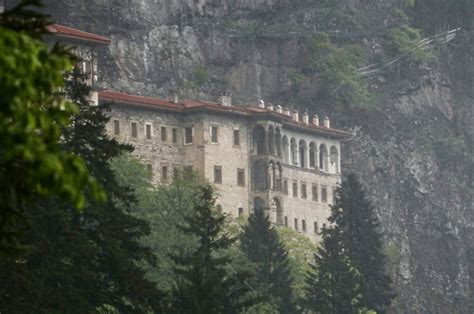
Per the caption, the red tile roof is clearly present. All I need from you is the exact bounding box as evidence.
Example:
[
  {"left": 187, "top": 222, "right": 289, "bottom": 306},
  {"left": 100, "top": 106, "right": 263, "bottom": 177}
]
[
  {"left": 46, "top": 24, "right": 111, "bottom": 45},
  {"left": 98, "top": 90, "right": 351, "bottom": 138}
]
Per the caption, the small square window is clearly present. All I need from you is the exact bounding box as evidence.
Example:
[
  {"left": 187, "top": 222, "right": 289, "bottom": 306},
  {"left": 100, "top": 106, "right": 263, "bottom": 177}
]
[
  {"left": 185, "top": 127, "right": 193, "bottom": 144},
  {"left": 233, "top": 129, "right": 240, "bottom": 146},
  {"left": 312, "top": 185, "right": 318, "bottom": 201},
  {"left": 161, "top": 127, "right": 167, "bottom": 142},
  {"left": 301, "top": 183, "right": 307, "bottom": 199},
  {"left": 214, "top": 166, "right": 222, "bottom": 184},
  {"left": 292, "top": 181, "right": 298, "bottom": 198},
  {"left": 131, "top": 122, "right": 138, "bottom": 138},
  {"left": 146, "top": 124, "right": 152, "bottom": 139},
  {"left": 321, "top": 186, "right": 328, "bottom": 203},
  {"left": 210, "top": 126, "right": 218, "bottom": 143},
  {"left": 302, "top": 219, "right": 306, "bottom": 232},
  {"left": 162, "top": 166, "right": 168, "bottom": 182},
  {"left": 237, "top": 169, "right": 245, "bottom": 187},
  {"left": 172, "top": 128, "right": 178, "bottom": 143},
  {"left": 113, "top": 120, "right": 120, "bottom": 136},
  {"left": 294, "top": 218, "right": 298, "bottom": 231}
]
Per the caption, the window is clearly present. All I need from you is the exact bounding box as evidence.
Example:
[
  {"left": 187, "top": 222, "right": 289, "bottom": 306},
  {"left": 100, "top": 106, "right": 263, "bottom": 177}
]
[
  {"left": 146, "top": 164, "right": 153, "bottom": 179},
  {"left": 145, "top": 123, "right": 152, "bottom": 139},
  {"left": 183, "top": 166, "right": 193, "bottom": 178},
  {"left": 284, "top": 216, "right": 288, "bottom": 227},
  {"left": 314, "top": 221, "right": 318, "bottom": 233},
  {"left": 321, "top": 186, "right": 328, "bottom": 203},
  {"left": 322, "top": 223, "right": 327, "bottom": 230},
  {"left": 237, "top": 169, "right": 245, "bottom": 187},
  {"left": 210, "top": 126, "right": 218, "bottom": 143},
  {"left": 301, "top": 183, "right": 307, "bottom": 199},
  {"left": 294, "top": 218, "right": 298, "bottom": 231},
  {"left": 302, "top": 220, "right": 306, "bottom": 232},
  {"left": 214, "top": 166, "right": 222, "bottom": 184},
  {"left": 161, "top": 127, "right": 167, "bottom": 142},
  {"left": 283, "top": 180, "right": 288, "bottom": 195},
  {"left": 332, "top": 188, "right": 337, "bottom": 205},
  {"left": 113, "top": 120, "right": 120, "bottom": 136},
  {"left": 292, "top": 181, "right": 298, "bottom": 198},
  {"left": 173, "top": 167, "right": 179, "bottom": 180},
  {"left": 131, "top": 122, "right": 138, "bottom": 138},
  {"left": 216, "top": 205, "right": 222, "bottom": 214},
  {"left": 172, "top": 128, "right": 178, "bottom": 143},
  {"left": 233, "top": 129, "right": 240, "bottom": 146},
  {"left": 312, "top": 185, "right": 318, "bottom": 201},
  {"left": 185, "top": 127, "right": 193, "bottom": 144},
  {"left": 162, "top": 166, "right": 168, "bottom": 182},
  {"left": 238, "top": 207, "right": 244, "bottom": 216}
]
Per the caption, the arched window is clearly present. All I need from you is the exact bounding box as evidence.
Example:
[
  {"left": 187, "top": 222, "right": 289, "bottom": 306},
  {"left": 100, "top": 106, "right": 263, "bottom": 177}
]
[
  {"left": 290, "top": 138, "right": 297, "bottom": 165},
  {"left": 330, "top": 146, "right": 339, "bottom": 174},
  {"left": 252, "top": 125, "right": 266, "bottom": 155},
  {"left": 268, "top": 126, "right": 275, "bottom": 155},
  {"left": 309, "top": 142, "right": 317, "bottom": 168},
  {"left": 272, "top": 198, "right": 283, "bottom": 225},
  {"left": 319, "top": 144, "right": 328, "bottom": 171},
  {"left": 275, "top": 128, "right": 282, "bottom": 157},
  {"left": 299, "top": 140, "right": 307, "bottom": 168},
  {"left": 275, "top": 162, "right": 282, "bottom": 191},
  {"left": 282, "top": 136, "right": 289, "bottom": 164},
  {"left": 269, "top": 161, "right": 275, "bottom": 190}
]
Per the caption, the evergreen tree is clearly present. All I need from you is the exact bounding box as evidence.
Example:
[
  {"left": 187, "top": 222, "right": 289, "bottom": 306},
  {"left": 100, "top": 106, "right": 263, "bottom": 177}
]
[
  {"left": 330, "top": 174, "right": 395, "bottom": 313},
  {"left": 168, "top": 184, "right": 255, "bottom": 313},
  {"left": 240, "top": 208, "right": 297, "bottom": 313},
  {"left": 304, "top": 226, "right": 362, "bottom": 314},
  {"left": 0, "top": 66, "right": 162, "bottom": 312}
]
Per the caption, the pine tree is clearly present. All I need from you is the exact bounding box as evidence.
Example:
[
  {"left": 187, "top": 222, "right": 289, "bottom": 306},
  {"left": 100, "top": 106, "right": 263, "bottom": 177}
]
[
  {"left": 330, "top": 174, "right": 395, "bottom": 313},
  {"left": 304, "top": 226, "right": 362, "bottom": 314},
  {"left": 240, "top": 208, "right": 297, "bottom": 313},
  {"left": 168, "top": 184, "right": 255, "bottom": 313}
]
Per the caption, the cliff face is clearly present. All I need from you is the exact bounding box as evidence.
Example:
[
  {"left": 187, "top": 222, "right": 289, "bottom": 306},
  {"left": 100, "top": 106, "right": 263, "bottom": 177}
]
[{"left": 42, "top": 0, "right": 473, "bottom": 312}]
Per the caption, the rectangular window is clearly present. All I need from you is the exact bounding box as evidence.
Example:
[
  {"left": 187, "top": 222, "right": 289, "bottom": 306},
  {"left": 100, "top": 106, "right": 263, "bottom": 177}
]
[
  {"left": 131, "top": 122, "right": 137, "bottom": 138},
  {"left": 185, "top": 127, "right": 193, "bottom": 144},
  {"left": 314, "top": 221, "right": 318, "bottom": 233},
  {"left": 233, "top": 129, "right": 240, "bottom": 146},
  {"left": 210, "top": 126, "right": 218, "bottom": 143},
  {"left": 113, "top": 120, "right": 120, "bottom": 136},
  {"left": 321, "top": 186, "right": 328, "bottom": 203},
  {"left": 302, "top": 220, "right": 306, "bottom": 232},
  {"left": 172, "top": 128, "right": 178, "bottom": 143},
  {"left": 284, "top": 216, "right": 288, "bottom": 227},
  {"left": 283, "top": 180, "right": 288, "bottom": 195},
  {"left": 146, "top": 124, "right": 152, "bottom": 139},
  {"left": 161, "top": 126, "right": 167, "bottom": 142},
  {"left": 237, "top": 169, "right": 245, "bottom": 187},
  {"left": 322, "top": 223, "right": 327, "bottom": 230},
  {"left": 146, "top": 164, "right": 153, "bottom": 180},
  {"left": 294, "top": 218, "right": 298, "bottom": 231},
  {"left": 332, "top": 187, "right": 337, "bottom": 205},
  {"left": 292, "top": 181, "right": 298, "bottom": 198},
  {"left": 162, "top": 166, "right": 168, "bottom": 182},
  {"left": 238, "top": 207, "right": 244, "bottom": 216},
  {"left": 301, "top": 183, "right": 307, "bottom": 199},
  {"left": 312, "top": 184, "right": 319, "bottom": 201},
  {"left": 214, "top": 166, "right": 222, "bottom": 184}
]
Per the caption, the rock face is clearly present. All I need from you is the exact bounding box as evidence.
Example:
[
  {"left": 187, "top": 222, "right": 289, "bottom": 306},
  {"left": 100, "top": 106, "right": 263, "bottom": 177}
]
[{"left": 41, "top": 0, "right": 473, "bottom": 312}]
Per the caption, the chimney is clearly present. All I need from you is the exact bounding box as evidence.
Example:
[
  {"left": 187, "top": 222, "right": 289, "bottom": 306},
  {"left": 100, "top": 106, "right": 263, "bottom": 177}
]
[
  {"left": 169, "top": 90, "right": 179, "bottom": 103},
  {"left": 276, "top": 105, "right": 283, "bottom": 114},
  {"left": 284, "top": 107, "right": 291, "bottom": 116},
  {"left": 258, "top": 99, "right": 265, "bottom": 108},
  {"left": 323, "top": 116, "right": 330, "bottom": 128},
  {"left": 220, "top": 92, "right": 232, "bottom": 107},
  {"left": 303, "top": 112, "right": 309, "bottom": 124},
  {"left": 267, "top": 103, "right": 274, "bottom": 111},
  {"left": 312, "top": 114, "right": 319, "bottom": 126},
  {"left": 292, "top": 110, "right": 299, "bottom": 122}
]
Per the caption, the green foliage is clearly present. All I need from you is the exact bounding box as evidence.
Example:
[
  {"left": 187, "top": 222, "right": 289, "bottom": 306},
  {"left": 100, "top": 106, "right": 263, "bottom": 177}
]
[
  {"left": 330, "top": 174, "right": 395, "bottom": 313},
  {"left": 387, "top": 10, "right": 435, "bottom": 65},
  {"left": 0, "top": 1, "right": 105, "bottom": 255},
  {"left": 431, "top": 135, "right": 466, "bottom": 170},
  {"left": 309, "top": 34, "right": 369, "bottom": 107},
  {"left": 168, "top": 184, "right": 256, "bottom": 313},
  {"left": 240, "top": 209, "right": 297, "bottom": 313},
  {"left": 304, "top": 225, "right": 363, "bottom": 314},
  {"left": 193, "top": 64, "right": 209, "bottom": 86}
]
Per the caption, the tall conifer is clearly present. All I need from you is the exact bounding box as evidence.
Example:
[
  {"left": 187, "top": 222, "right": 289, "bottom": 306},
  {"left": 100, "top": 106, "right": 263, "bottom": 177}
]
[{"left": 240, "top": 208, "right": 297, "bottom": 313}]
